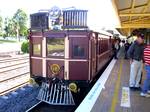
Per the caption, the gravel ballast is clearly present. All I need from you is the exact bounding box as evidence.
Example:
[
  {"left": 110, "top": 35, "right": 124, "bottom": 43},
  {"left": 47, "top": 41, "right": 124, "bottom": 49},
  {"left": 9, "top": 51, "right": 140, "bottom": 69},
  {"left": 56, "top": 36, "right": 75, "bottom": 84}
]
[{"left": 0, "top": 85, "right": 40, "bottom": 112}]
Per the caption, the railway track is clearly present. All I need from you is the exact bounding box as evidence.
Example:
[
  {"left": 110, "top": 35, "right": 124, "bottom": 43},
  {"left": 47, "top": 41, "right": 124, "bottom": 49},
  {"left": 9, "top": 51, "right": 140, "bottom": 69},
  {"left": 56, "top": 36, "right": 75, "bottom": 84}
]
[
  {"left": 0, "top": 54, "right": 30, "bottom": 96},
  {"left": 0, "top": 64, "right": 29, "bottom": 79},
  {"left": 0, "top": 51, "right": 20, "bottom": 58},
  {"left": 0, "top": 58, "right": 29, "bottom": 79},
  {"left": 0, "top": 55, "right": 29, "bottom": 63},
  {"left": 0, "top": 61, "right": 29, "bottom": 69},
  {"left": 0, "top": 72, "right": 30, "bottom": 95},
  {"left": 26, "top": 101, "right": 76, "bottom": 112}
]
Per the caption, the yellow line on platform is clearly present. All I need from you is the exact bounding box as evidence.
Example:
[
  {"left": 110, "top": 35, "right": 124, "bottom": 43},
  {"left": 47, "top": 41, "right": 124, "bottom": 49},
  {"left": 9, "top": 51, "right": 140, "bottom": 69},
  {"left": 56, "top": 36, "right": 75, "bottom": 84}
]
[{"left": 110, "top": 59, "right": 124, "bottom": 112}]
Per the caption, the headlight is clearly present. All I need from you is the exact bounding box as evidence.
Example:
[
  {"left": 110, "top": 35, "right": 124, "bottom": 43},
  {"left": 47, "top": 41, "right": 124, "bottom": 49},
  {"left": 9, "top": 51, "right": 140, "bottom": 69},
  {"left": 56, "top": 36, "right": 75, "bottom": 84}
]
[
  {"left": 50, "top": 64, "right": 61, "bottom": 75},
  {"left": 29, "top": 78, "right": 37, "bottom": 86},
  {"left": 69, "top": 83, "right": 77, "bottom": 93}
]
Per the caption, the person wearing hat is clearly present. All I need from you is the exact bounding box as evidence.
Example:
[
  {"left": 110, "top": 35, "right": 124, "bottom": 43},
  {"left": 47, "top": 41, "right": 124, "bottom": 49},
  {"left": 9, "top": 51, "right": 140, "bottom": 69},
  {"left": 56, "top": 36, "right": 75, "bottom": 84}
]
[{"left": 127, "top": 33, "right": 144, "bottom": 90}]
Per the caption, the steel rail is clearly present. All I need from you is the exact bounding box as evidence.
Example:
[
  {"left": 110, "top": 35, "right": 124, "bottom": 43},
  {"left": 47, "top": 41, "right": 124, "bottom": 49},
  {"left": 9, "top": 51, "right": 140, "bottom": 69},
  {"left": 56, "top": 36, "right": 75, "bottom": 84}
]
[
  {"left": 0, "top": 57, "right": 29, "bottom": 63},
  {"left": 0, "top": 72, "right": 30, "bottom": 95},
  {"left": 0, "top": 81, "right": 29, "bottom": 96},
  {"left": 0, "top": 72, "right": 29, "bottom": 83},
  {"left": 0, "top": 61, "right": 29, "bottom": 69},
  {"left": 25, "top": 101, "right": 43, "bottom": 112},
  {"left": 0, "top": 64, "right": 29, "bottom": 74}
]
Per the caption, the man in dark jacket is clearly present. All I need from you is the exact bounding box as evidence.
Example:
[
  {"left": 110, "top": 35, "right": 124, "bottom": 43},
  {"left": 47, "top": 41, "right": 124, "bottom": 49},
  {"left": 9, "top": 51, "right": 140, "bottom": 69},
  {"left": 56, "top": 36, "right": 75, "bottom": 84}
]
[
  {"left": 124, "top": 41, "right": 130, "bottom": 59},
  {"left": 127, "top": 34, "right": 144, "bottom": 89}
]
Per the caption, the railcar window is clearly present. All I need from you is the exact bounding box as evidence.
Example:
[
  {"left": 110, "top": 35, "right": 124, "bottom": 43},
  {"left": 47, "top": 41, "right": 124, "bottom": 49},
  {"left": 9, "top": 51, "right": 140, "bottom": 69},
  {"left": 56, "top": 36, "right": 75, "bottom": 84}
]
[
  {"left": 100, "top": 38, "right": 104, "bottom": 53},
  {"left": 73, "top": 45, "right": 85, "bottom": 57},
  {"left": 33, "top": 44, "right": 41, "bottom": 56},
  {"left": 98, "top": 40, "right": 101, "bottom": 54},
  {"left": 47, "top": 38, "right": 64, "bottom": 57}
]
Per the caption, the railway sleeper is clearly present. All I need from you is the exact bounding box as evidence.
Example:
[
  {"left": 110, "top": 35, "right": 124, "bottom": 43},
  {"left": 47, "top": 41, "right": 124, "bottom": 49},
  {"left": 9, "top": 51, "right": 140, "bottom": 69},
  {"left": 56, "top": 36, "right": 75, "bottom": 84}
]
[{"left": 37, "top": 82, "right": 75, "bottom": 105}]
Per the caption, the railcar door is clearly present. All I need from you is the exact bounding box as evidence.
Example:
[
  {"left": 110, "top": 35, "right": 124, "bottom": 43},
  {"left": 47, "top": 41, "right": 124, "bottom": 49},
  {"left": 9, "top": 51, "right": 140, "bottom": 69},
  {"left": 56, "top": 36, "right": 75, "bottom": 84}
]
[
  {"left": 69, "top": 34, "right": 89, "bottom": 80},
  {"left": 45, "top": 32, "right": 66, "bottom": 79},
  {"left": 90, "top": 32, "right": 97, "bottom": 78}
]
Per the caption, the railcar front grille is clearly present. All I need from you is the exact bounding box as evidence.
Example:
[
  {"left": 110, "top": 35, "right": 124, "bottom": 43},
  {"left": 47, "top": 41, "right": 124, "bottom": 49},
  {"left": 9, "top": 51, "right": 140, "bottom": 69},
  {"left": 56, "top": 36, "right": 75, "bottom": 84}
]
[{"left": 37, "top": 82, "right": 75, "bottom": 105}]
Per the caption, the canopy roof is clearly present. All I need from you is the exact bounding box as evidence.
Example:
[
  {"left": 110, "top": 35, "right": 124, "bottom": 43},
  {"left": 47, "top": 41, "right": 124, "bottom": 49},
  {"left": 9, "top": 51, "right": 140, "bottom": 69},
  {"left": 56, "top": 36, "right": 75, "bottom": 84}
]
[{"left": 112, "top": 0, "right": 150, "bottom": 36}]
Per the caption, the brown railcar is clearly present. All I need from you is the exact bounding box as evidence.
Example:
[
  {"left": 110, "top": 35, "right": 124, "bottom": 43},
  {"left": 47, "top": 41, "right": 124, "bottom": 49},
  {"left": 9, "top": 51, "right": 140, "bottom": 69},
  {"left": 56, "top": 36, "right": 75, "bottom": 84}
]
[
  {"left": 29, "top": 8, "right": 114, "bottom": 105},
  {"left": 29, "top": 30, "right": 113, "bottom": 86}
]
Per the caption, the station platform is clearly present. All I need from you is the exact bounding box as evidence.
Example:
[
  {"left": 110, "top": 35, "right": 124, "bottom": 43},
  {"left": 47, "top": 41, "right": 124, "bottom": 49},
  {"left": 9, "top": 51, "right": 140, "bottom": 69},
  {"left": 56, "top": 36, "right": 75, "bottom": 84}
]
[
  {"left": 76, "top": 48, "right": 150, "bottom": 112},
  {"left": 95, "top": 59, "right": 150, "bottom": 112}
]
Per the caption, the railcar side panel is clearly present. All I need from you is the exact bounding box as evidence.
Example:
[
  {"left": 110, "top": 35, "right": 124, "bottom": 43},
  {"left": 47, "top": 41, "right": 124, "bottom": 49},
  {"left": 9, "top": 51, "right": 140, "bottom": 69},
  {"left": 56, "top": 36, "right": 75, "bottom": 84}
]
[
  {"left": 31, "top": 58, "right": 43, "bottom": 76},
  {"left": 69, "top": 61, "right": 89, "bottom": 80},
  {"left": 46, "top": 60, "right": 64, "bottom": 79},
  {"left": 30, "top": 34, "right": 43, "bottom": 77},
  {"left": 90, "top": 33, "right": 97, "bottom": 79},
  {"left": 32, "top": 32, "right": 43, "bottom": 37},
  {"left": 97, "top": 51, "right": 111, "bottom": 71},
  {"left": 96, "top": 34, "right": 112, "bottom": 73}
]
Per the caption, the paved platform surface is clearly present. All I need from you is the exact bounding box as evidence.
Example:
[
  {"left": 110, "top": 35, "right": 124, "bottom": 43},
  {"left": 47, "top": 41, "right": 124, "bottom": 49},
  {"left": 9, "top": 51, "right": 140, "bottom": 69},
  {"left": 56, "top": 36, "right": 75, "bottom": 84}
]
[{"left": 96, "top": 58, "right": 150, "bottom": 112}]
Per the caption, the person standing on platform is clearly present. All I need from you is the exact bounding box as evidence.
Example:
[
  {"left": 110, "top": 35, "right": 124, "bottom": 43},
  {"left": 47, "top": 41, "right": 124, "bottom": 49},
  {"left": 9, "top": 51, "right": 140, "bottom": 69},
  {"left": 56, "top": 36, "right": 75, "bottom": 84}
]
[
  {"left": 113, "top": 39, "right": 120, "bottom": 59},
  {"left": 140, "top": 44, "right": 150, "bottom": 97},
  {"left": 124, "top": 41, "right": 130, "bottom": 59},
  {"left": 127, "top": 34, "right": 144, "bottom": 90}
]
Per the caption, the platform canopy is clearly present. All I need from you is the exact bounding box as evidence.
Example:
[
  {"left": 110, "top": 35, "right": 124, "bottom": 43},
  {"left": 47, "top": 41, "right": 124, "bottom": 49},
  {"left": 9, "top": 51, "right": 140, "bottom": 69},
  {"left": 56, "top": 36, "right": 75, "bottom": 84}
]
[{"left": 112, "top": 0, "right": 150, "bottom": 36}]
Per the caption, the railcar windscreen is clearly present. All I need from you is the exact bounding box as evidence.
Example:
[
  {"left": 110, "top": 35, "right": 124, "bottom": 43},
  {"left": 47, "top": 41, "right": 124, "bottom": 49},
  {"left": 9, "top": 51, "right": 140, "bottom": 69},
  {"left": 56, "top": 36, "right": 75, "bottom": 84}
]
[
  {"left": 47, "top": 38, "right": 65, "bottom": 57},
  {"left": 33, "top": 44, "right": 41, "bottom": 56}
]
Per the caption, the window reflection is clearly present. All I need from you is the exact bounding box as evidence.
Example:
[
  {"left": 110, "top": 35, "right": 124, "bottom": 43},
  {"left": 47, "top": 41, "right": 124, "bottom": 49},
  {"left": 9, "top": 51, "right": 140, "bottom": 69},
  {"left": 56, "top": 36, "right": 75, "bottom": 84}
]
[
  {"left": 73, "top": 45, "right": 85, "bottom": 57},
  {"left": 33, "top": 44, "right": 41, "bottom": 55},
  {"left": 47, "top": 38, "right": 64, "bottom": 57}
]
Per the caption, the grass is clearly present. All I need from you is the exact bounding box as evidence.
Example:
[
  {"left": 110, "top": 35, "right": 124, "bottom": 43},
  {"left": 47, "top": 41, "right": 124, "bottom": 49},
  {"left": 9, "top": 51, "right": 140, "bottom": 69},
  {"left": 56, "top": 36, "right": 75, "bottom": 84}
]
[
  {"left": 0, "top": 39, "right": 18, "bottom": 43},
  {"left": 47, "top": 44, "right": 64, "bottom": 51}
]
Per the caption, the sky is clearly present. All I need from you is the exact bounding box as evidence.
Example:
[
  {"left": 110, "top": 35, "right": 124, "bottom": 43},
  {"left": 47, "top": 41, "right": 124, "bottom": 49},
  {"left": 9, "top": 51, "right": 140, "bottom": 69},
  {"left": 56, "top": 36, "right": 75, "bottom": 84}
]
[{"left": 0, "top": 0, "right": 120, "bottom": 32}]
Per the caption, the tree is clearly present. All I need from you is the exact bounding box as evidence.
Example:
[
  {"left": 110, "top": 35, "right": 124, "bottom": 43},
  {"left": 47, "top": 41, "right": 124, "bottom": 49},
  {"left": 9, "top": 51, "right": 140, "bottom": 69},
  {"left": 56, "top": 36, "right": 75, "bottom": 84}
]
[
  {"left": 7, "top": 18, "right": 16, "bottom": 36},
  {"left": 21, "top": 41, "right": 29, "bottom": 53},
  {"left": 3, "top": 17, "right": 16, "bottom": 38},
  {"left": 13, "top": 9, "right": 28, "bottom": 41},
  {"left": 3, "top": 18, "right": 9, "bottom": 38},
  {"left": 0, "top": 16, "right": 2, "bottom": 36},
  {"left": 3, "top": 9, "right": 28, "bottom": 40}
]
